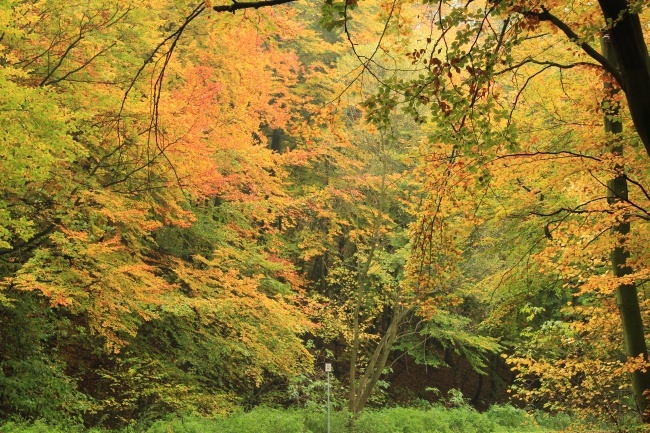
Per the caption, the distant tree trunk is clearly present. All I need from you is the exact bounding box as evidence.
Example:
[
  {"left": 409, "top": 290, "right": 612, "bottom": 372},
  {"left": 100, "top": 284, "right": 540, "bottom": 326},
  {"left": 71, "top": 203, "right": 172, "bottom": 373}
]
[
  {"left": 603, "top": 35, "right": 650, "bottom": 421},
  {"left": 471, "top": 374, "right": 484, "bottom": 406},
  {"left": 489, "top": 355, "right": 499, "bottom": 401},
  {"left": 270, "top": 128, "right": 284, "bottom": 153}
]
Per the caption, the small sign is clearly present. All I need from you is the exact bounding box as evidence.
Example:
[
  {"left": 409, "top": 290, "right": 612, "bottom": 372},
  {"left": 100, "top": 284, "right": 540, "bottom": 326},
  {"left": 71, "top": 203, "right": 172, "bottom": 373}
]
[{"left": 325, "top": 363, "right": 332, "bottom": 372}]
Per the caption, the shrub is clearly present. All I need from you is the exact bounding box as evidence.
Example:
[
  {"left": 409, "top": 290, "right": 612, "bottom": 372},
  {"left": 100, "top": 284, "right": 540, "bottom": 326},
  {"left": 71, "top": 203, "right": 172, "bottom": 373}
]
[
  {"left": 1, "top": 404, "right": 577, "bottom": 432},
  {"left": 354, "top": 407, "right": 435, "bottom": 433},
  {"left": 444, "top": 406, "right": 495, "bottom": 433},
  {"left": 0, "top": 420, "right": 76, "bottom": 433},
  {"left": 145, "top": 416, "right": 220, "bottom": 433},
  {"left": 303, "top": 408, "right": 351, "bottom": 433},
  {"left": 486, "top": 405, "right": 533, "bottom": 429},
  {"left": 533, "top": 410, "right": 573, "bottom": 431},
  {"left": 352, "top": 406, "right": 493, "bottom": 433}
]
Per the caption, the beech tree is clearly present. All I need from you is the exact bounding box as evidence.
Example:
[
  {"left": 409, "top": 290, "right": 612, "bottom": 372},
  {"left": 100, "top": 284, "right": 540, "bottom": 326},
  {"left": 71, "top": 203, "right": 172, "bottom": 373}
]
[
  {"left": 2, "top": 0, "right": 648, "bottom": 426},
  {"left": 0, "top": 0, "right": 316, "bottom": 424},
  {"left": 352, "top": 0, "right": 650, "bottom": 421}
]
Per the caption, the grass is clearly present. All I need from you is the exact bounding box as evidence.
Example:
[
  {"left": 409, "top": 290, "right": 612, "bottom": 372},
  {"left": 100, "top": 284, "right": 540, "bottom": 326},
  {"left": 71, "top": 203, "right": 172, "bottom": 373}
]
[{"left": 0, "top": 405, "right": 578, "bottom": 433}]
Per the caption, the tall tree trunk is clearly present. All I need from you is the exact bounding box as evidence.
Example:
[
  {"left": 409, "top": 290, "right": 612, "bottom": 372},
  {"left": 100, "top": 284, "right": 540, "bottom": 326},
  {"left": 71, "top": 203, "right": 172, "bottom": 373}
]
[
  {"left": 602, "top": 35, "right": 650, "bottom": 421},
  {"left": 598, "top": 0, "right": 650, "bottom": 156}
]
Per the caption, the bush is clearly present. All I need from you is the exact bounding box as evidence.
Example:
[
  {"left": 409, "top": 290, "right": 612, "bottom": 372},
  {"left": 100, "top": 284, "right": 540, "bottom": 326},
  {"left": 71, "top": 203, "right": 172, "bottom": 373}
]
[
  {"left": 444, "top": 406, "right": 495, "bottom": 433},
  {"left": 352, "top": 406, "right": 496, "bottom": 433},
  {"left": 219, "top": 408, "right": 306, "bottom": 433},
  {"left": 354, "top": 407, "right": 438, "bottom": 433},
  {"left": 0, "top": 420, "right": 65, "bottom": 433},
  {"left": 486, "top": 405, "right": 533, "bottom": 429},
  {"left": 1, "top": 405, "right": 574, "bottom": 432},
  {"left": 146, "top": 408, "right": 305, "bottom": 433},
  {"left": 0, "top": 420, "right": 100, "bottom": 433},
  {"left": 303, "top": 408, "right": 351, "bottom": 433},
  {"left": 145, "top": 416, "right": 220, "bottom": 433},
  {"left": 533, "top": 410, "right": 573, "bottom": 431}
]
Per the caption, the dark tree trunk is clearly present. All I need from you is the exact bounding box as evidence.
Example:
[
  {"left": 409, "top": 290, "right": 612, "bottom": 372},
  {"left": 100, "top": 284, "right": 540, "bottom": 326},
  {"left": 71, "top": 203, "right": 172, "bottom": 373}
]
[
  {"left": 270, "top": 128, "right": 284, "bottom": 153},
  {"left": 603, "top": 35, "right": 650, "bottom": 422},
  {"left": 598, "top": 0, "right": 650, "bottom": 156}
]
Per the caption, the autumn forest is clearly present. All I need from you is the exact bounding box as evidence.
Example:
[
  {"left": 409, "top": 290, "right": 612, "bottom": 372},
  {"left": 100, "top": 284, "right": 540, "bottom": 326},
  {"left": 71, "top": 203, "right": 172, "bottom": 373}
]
[{"left": 1, "top": 0, "right": 650, "bottom": 431}]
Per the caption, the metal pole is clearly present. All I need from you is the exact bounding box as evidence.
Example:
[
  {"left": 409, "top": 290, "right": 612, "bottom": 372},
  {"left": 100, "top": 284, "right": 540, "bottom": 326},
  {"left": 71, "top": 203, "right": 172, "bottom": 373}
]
[{"left": 327, "top": 370, "right": 331, "bottom": 433}]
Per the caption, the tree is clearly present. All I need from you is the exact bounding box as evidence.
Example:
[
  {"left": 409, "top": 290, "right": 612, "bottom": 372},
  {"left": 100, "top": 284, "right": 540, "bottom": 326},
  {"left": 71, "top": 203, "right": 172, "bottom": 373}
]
[
  {"left": 354, "top": 0, "right": 650, "bottom": 421},
  {"left": 286, "top": 101, "right": 421, "bottom": 415},
  {"left": 602, "top": 33, "right": 650, "bottom": 420},
  {"left": 0, "top": 0, "right": 318, "bottom": 425},
  {"left": 279, "top": 5, "right": 502, "bottom": 411}
]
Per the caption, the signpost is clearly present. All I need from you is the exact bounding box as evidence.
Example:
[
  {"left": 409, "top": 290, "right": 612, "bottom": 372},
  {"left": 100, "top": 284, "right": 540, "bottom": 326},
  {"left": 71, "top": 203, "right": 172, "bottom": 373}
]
[{"left": 325, "top": 363, "right": 332, "bottom": 433}]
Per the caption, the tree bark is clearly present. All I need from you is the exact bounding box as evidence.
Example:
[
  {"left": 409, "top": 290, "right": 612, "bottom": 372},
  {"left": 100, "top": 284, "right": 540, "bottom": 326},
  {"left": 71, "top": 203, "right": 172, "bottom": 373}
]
[
  {"left": 602, "top": 35, "right": 650, "bottom": 422},
  {"left": 350, "top": 303, "right": 408, "bottom": 415},
  {"left": 598, "top": 0, "right": 650, "bottom": 157}
]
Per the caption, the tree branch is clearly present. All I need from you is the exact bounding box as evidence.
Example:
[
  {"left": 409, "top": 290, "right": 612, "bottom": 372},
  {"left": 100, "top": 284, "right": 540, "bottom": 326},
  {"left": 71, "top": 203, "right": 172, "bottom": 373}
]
[
  {"left": 597, "top": 0, "right": 650, "bottom": 157},
  {"left": 0, "top": 223, "right": 56, "bottom": 256},
  {"left": 625, "top": 175, "right": 650, "bottom": 205},
  {"left": 44, "top": 41, "right": 117, "bottom": 86},
  {"left": 530, "top": 7, "right": 624, "bottom": 87},
  {"left": 496, "top": 58, "right": 601, "bottom": 76},
  {"left": 91, "top": 4, "right": 206, "bottom": 181},
  {"left": 493, "top": 150, "right": 602, "bottom": 163},
  {"left": 213, "top": 0, "right": 297, "bottom": 13}
]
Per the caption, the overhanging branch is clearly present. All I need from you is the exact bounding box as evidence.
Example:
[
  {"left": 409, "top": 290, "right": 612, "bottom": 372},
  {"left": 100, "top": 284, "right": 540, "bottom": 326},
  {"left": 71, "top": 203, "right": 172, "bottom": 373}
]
[
  {"left": 213, "top": 0, "right": 297, "bottom": 13},
  {"left": 496, "top": 58, "right": 601, "bottom": 76},
  {"left": 529, "top": 7, "right": 624, "bottom": 87}
]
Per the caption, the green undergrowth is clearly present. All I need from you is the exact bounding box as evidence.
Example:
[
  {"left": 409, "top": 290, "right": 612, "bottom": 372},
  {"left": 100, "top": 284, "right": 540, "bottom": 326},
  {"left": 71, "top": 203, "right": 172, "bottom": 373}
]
[{"left": 0, "top": 405, "right": 576, "bottom": 433}]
